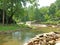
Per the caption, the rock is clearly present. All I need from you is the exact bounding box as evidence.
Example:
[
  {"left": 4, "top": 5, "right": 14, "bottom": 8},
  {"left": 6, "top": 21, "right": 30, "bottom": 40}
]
[
  {"left": 24, "top": 32, "right": 60, "bottom": 45},
  {"left": 48, "top": 40, "right": 55, "bottom": 45},
  {"left": 36, "top": 34, "right": 43, "bottom": 37},
  {"left": 56, "top": 34, "right": 60, "bottom": 38},
  {"left": 55, "top": 43, "right": 60, "bottom": 45},
  {"left": 28, "top": 42, "right": 33, "bottom": 45},
  {"left": 55, "top": 40, "right": 60, "bottom": 45},
  {"left": 24, "top": 43, "right": 28, "bottom": 45}
]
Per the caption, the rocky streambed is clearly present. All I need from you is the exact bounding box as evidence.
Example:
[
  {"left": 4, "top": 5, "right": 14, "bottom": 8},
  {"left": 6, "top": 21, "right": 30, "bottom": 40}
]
[{"left": 24, "top": 32, "right": 60, "bottom": 45}]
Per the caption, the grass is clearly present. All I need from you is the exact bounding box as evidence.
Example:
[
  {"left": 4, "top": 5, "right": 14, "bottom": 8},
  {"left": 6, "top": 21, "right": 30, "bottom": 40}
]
[{"left": 0, "top": 24, "right": 20, "bottom": 31}]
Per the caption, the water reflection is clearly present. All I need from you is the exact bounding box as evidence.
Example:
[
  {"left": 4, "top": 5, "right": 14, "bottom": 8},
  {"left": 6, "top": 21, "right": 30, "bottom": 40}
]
[
  {"left": 12, "top": 31, "right": 21, "bottom": 40},
  {"left": 23, "top": 33, "right": 34, "bottom": 44},
  {"left": 0, "top": 31, "right": 42, "bottom": 45}
]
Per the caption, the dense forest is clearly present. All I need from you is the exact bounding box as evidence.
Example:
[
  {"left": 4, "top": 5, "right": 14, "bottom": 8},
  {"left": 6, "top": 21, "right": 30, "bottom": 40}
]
[{"left": 0, "top": 0, "right": 60, "bottom": 25}]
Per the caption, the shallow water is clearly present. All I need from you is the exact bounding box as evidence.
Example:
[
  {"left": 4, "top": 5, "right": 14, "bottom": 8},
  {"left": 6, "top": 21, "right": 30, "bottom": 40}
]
[
  {"left": 0, "top": 26, "right": 60, "bottom": 45},
  {"left": 0, "top": 30, "right": 43, "bottom": 45}
]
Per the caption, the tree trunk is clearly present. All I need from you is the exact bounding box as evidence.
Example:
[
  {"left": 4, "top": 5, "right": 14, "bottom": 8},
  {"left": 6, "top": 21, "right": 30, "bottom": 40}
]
[
  {"left": 8, "top": 14, "right": 14, "bottom": 24},
  {"left": 2, "top": 0, "right": 6, "bottom": 25},
  {"left": 2, "top": 10, "right": 5, "bottom": 25}
]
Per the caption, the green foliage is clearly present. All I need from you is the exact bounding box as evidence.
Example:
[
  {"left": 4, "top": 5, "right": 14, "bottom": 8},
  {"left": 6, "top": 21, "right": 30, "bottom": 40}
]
[
  {"left": 55, "top": 10, "right": 60, "bottom": 17},
  {"left": 44, "top": 14, "right": 50, "bottom": 21},
  {"left": 0, "top": 0, "right": 60, "bottom": 25},
  {"left": 55, "top": 0, "right": 60, "bottom": 10}
]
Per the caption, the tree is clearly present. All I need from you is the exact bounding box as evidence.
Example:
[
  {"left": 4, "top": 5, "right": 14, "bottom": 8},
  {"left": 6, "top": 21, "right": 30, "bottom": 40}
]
[
  {"left": 55, "top": 10, "right": 60, "bottom": 20},
  {"left": 0, "top": 0, "right": 36, "bottom": 24},
  {"left": 55, "top": 0, "right": 60, "bottom": 10},
  {"left": 39, "top": 7, "right": 49, "bottom": 21}
]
